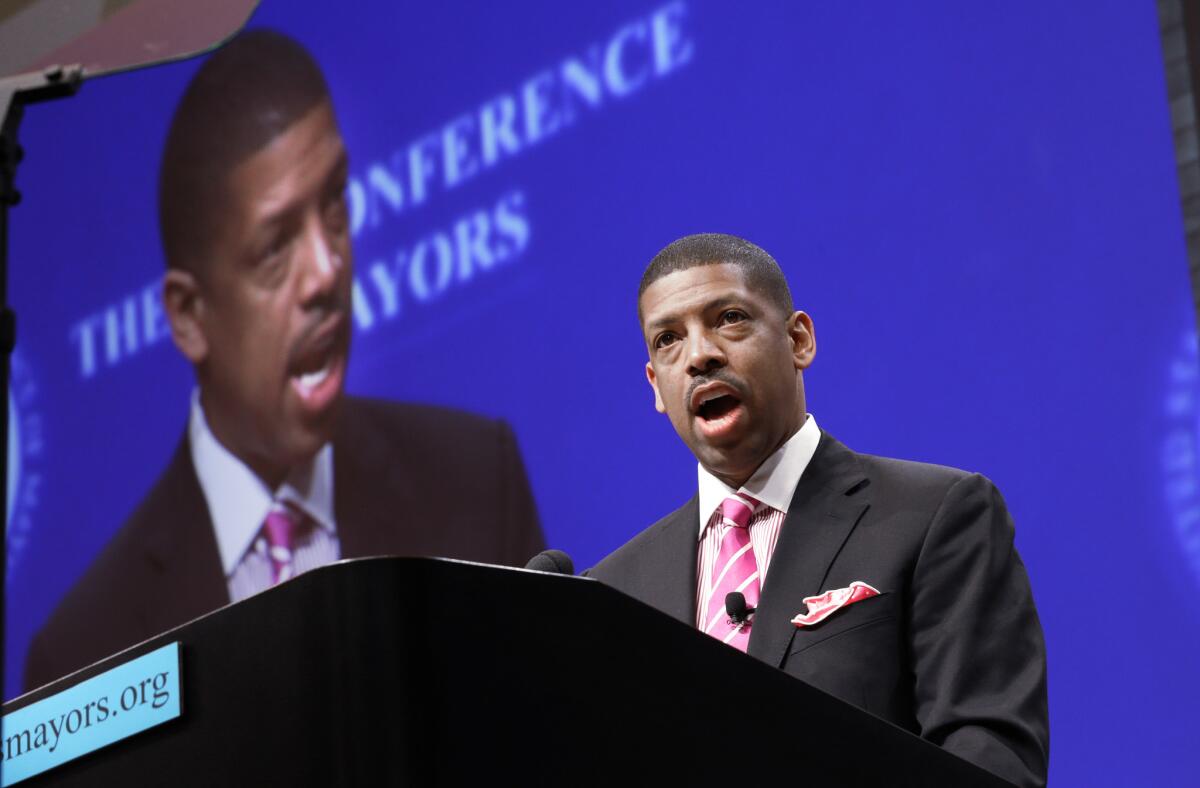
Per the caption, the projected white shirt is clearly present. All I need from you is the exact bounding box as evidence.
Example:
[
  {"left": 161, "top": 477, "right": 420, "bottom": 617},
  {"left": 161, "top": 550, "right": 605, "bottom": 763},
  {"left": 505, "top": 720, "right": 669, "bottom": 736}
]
[{"left": 187, "top": 390, "right": 341, "bottom": 602}]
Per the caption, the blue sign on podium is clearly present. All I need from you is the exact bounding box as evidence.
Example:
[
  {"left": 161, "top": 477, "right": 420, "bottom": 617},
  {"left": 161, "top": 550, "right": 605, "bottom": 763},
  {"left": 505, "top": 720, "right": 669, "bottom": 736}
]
[{"left": 1, "top": 643, "right": 182, "bottom": 785}]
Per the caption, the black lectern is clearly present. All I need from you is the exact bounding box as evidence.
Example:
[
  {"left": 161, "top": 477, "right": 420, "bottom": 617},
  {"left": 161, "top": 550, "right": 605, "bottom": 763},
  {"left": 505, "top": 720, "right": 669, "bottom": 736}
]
[{"left": 6, "top": 557, "right": 1011, "bottom": 786}]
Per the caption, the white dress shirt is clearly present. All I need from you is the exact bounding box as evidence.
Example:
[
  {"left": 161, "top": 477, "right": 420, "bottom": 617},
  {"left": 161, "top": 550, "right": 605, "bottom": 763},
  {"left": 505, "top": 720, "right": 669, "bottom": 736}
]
[
  {"left": 694, "top": 414, "right": 821, "bottom": 626},
  {"left": 188, "top": 391, "right": 341, "bottom": 602}
]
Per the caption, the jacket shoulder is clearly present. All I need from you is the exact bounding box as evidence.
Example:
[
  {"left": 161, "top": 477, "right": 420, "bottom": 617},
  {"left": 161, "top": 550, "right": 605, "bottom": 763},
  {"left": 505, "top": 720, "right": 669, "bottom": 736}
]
[
  {"left": 588, "top": 497, "right": 693, "bottom": 582},
  {"left": 63, "top": 439, "right": 197, "bottom": 606},
  {"left": 25, "top": 443, "right": 195, "bottom": 690},
  {"left": 852, "top": 450, "right": 997, "bottom": 510},
  {"left": 340, "top": 397, "right": 504, "bottom": 448},
  {"left": 334, "top": 397, "right": 543, "bottom": 566}
]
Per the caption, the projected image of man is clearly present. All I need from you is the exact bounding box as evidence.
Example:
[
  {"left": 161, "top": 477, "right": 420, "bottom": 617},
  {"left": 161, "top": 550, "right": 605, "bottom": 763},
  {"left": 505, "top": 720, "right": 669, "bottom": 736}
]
[{"left": 23, "top": 30, "right": 545, "bottom": 691}]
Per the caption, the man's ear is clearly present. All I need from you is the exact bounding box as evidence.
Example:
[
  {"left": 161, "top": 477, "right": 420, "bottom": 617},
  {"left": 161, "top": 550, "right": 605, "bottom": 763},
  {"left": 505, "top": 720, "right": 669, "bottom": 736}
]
[
  {"left": 788, "top": 311, "right": 816, "bottom": 371},
  {"left": 163, "top": 268, "right": 209, "bottom": 365},
  {"left": 645, "top": 361, "right": 666, "bottom": 414}
]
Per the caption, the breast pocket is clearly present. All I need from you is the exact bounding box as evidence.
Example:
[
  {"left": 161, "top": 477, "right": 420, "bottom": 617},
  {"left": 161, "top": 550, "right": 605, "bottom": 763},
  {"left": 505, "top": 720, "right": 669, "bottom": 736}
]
[
  {"left": 786, "top": 590, "right": 899, "bottom": 659},
  {"left": 782, "top": 591, "right": 904, "bottom": 717}
]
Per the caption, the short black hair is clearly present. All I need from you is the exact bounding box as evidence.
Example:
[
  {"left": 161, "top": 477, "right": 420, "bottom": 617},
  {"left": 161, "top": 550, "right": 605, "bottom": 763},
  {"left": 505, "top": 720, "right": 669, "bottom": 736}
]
[
  {"left": 638, "top": 233, "right": 794, "bottom": 318},
  {"left": 158, "top": 28, "right": 332, "bottom": 272}
]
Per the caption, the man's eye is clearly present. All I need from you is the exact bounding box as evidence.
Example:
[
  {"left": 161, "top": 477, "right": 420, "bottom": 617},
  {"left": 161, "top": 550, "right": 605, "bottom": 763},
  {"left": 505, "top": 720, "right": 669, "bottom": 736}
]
[
  {"left": 655, "top": 333, "right": 678, "bottom": 349},
  {"left": 258, "top": 232, "right": 289, "bottom": 262},
  {"left": 720, "top": 310, "right": 747, "bottom": 325},
  {"left": 254, "top": 235, "right": 291, "bottom": 281},
  {"left": 325, "top": 193, "right": 349, "bottom": 235}
]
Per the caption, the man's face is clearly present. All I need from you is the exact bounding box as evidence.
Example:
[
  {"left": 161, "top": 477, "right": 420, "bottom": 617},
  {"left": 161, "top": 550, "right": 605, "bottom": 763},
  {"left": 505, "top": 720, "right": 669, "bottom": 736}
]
[
  {"left": 166, "top": 100, "right": 353, "bottom": 484},
  {"left": 640, "top": 263, "right": 815, "bottom": 487}
]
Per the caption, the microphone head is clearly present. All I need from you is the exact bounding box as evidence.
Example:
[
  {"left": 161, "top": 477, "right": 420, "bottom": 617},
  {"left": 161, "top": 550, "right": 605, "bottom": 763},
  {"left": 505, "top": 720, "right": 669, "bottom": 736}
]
[
  {"left": 524, "top": 549, "right": 575, "bottom": 575},
  {"left": 725, "top": 591, "right": 749, "bottom": 622}
]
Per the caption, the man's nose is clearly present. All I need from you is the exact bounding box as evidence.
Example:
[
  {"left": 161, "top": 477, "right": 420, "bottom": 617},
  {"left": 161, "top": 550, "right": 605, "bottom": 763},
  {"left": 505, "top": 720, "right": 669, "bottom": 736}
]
[
  {"left": 298, "top": 217, "right": 343, "bottom": 304},
  {"left": 685, "top": 330, "right": 726, "bottom": 376}
]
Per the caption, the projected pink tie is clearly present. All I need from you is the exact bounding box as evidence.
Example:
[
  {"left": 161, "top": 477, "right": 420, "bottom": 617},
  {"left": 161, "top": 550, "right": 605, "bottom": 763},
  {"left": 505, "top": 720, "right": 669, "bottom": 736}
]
[
  {"left": 262, "top": 502, "right": 302, "bottom": 585},
  {"left": 702, "top": 494, "right": 761, "bottom": 652}
]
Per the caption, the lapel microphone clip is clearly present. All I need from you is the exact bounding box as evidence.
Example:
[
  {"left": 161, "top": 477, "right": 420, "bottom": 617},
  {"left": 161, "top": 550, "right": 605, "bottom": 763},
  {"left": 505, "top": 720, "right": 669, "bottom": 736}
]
[{"left": 725, "top": 591, "right": 756, "bottom": 629}]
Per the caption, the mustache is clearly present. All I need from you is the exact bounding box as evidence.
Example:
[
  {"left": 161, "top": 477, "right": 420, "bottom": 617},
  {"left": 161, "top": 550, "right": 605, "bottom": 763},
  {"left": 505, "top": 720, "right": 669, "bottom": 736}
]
[
  {"left": 287, "top": 307, "right": 347, "bottom": 368},
  {"left": 686, "top": 369, "right": 745, "bottom": 406}
]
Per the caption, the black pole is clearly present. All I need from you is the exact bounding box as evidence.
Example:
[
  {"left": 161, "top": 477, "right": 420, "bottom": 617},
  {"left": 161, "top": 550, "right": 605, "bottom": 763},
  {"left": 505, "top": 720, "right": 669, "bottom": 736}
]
[
  {"left": 1185, "top": 1, "right": 1200, "bottom": 132},
  {"left": 0, "top": 89, "right": 22, "bottom": 712},
  {"left": 0, "top": 66, "right": 82, "bottom": 705}
]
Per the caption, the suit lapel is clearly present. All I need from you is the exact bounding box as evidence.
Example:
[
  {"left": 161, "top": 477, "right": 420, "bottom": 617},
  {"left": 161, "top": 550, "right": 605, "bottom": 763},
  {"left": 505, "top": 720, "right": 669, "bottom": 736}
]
[
  {"left": 747, "top": 433, "right": 871, "bottom": 667},
  {"left": 141, "top": 435, "right": 230, "bottom": 633},
  {"left": 642, "top": 496, "right": 700, "bottom": 625}
]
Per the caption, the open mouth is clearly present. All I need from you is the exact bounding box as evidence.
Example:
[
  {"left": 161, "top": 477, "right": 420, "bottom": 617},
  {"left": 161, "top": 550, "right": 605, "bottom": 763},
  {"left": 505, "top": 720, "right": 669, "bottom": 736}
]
[
  {"left": 288, "top": 317, "right": 347, "bottom": 411},
  {"left": 691, "top": 384, "right": 746, "bottom": 440},
  {"left": 697, "top": 392, "right": 741, "bottom": 421},
  {"left": 292, "top": 351, "right": 335, "bottom": 396}
]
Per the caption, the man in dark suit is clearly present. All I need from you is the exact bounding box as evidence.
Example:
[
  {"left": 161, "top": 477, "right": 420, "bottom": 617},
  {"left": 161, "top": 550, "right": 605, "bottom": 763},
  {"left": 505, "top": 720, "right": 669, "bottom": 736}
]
[
  {"left": 588, "top": 234, "right": 1048, "bottom": 787},
  {"left": 24, "top": 31, "right": 543, "bottom": 691}
]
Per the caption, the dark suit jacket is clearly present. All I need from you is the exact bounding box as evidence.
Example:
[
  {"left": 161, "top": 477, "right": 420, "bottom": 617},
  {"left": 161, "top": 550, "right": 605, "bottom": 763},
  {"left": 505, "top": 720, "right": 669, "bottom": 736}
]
[
  {"left": 588, "top": 432, "right": 1048, "bottom": 788},
  {"left": 24, "top": 397, "right": 544, "bottom": 691}
]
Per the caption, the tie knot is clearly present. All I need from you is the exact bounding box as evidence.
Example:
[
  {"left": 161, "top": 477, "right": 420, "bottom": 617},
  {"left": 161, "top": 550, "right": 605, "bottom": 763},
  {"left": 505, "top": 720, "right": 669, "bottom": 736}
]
[
  {"left": 263, "top": 502, "right": 302, "bottom": 551},
  {"left": 720, "top": 494, "right": 758, "bottom": 529}
]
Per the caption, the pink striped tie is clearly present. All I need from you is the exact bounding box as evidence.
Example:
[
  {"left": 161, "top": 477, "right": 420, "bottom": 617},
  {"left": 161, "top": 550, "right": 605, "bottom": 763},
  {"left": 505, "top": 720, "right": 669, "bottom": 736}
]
[
  {"left": 262, "top": 502, "right": 302, "bottom": 586},
  {"left": 702, "top": 494, "right": 761, "bottom": 652}
]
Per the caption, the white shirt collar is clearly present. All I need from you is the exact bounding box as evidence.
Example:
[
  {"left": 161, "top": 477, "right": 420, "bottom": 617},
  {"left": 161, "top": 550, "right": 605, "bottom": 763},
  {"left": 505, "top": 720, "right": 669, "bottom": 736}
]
[
  {"left": 697, "top": 413, "right": 821, "bottom": 537},
  {"left": 188, "top": 390, "right": 336, "bottom": 575}
]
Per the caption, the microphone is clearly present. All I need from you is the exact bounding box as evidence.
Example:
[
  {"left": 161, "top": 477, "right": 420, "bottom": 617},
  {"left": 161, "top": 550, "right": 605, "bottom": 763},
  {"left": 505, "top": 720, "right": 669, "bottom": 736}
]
[
  {"left": 524, "top": 549, "right": 575, "bottom": 576},
  {"left": 725, "top": 592, "right": 756, "bottom": 627}
]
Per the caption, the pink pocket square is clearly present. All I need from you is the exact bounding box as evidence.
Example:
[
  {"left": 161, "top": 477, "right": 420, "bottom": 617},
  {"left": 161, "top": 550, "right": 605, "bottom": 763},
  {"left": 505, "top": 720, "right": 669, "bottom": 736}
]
[{"left": 791, "top": 581, "right": 881, "bottom": 627}]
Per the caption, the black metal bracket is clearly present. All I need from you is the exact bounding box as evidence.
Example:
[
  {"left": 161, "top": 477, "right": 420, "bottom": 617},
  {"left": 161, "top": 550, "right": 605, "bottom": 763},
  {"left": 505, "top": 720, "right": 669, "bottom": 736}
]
[{"left": 0, "top": 64, "right": 84, "bottom": 350}]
